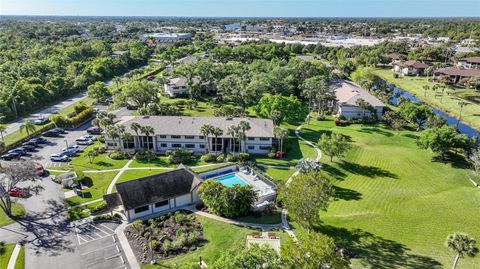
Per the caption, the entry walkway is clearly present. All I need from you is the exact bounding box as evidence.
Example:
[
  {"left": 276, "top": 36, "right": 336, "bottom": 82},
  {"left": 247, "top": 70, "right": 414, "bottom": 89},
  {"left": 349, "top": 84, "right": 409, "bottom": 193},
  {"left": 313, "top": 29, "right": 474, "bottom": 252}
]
[{"left": 6, "top": 243, "right": 21, "bottom": 269}]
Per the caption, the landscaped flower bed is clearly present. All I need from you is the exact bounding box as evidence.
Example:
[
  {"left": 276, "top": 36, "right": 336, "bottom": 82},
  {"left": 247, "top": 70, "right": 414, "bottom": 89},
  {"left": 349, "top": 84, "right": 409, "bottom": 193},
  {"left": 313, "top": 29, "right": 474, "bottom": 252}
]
[{"left": 124, "top": 211, "right": 204, "bottom": 264}]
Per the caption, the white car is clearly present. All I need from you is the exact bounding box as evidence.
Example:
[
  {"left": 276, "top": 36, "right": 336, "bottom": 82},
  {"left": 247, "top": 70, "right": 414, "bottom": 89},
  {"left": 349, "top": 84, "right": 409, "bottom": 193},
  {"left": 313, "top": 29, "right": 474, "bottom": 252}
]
[
  {"left": 62, "top": 145, "right": 80, "bottom": 152},
  {"left": 75, "top": 137, "right": 94, "bottom": 145},
  {"left": 50, "top": 154, "right": 70, "bottom": 162},
  {"left": 81, "top": 135, "right": 97, "bottom": 141}
]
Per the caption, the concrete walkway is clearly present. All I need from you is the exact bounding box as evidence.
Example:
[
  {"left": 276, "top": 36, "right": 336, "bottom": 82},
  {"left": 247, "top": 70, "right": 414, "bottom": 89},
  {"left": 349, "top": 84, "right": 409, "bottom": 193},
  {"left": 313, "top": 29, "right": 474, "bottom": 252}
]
[
  {"left": 281, "top": 115, "right": 322, "bottom": 240},
  {"left": 192, "top": 209, "right": 282, "bottom": 231},
  {"left": 106, "top": 159, "right": 133, "bottom": 194},
  {"left": 115, "top": 223, "right": 141, "bottom": 269},
  {"left": 6, "top": 243, "right": 21, "bottom": 269}
]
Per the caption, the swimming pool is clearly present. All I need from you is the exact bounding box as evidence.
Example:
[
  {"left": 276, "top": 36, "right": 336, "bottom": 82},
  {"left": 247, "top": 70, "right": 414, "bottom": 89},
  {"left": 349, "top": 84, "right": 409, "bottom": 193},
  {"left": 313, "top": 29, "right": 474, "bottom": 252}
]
[{"left": 213, "top": 173, "right": 248, "bottom": 187}]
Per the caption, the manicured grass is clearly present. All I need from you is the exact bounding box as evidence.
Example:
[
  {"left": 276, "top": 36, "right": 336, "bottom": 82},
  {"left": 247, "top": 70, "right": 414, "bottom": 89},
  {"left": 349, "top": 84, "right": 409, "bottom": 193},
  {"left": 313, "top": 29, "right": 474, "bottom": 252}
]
[
  {"left": 115, "top": 169, "right": 170, "bottom": 186},
  {"left": 373, "top": 68, "right": 480, "bottom": 130},
  {"left": 14, "top": 246, "right": 24, "bottom": 269},
  {"left": 234, "top": 210, "right": 282, "bottom": 225},
  {"left": 0, "top": 203, "right": 25, "bottom": 227},
  {"left": 70, "top": 149, "right": 129, "bottom": 171},
  {"left": 191, "top": 163, "right": 233, "bottom": 174},
  {"left": 160, "top": 97, "right": 216, "bottom": 117},
  {"left": 65, "top": 171, "right": 118, "bottom": 206},
  {"left": 258, "top": 166, "right": 295, "bottom": 185},
  {"left": 129, "top": 156, "right": 210, "bottom": 169},
  {"left": 144, "top": 216, "right": 257, "bottom": 268},
  {"left": 302, "top": 119, "right": 480, "bottom": 268},
  {"left": 0, "top": 243, "right": 16, "bottom": 269}
]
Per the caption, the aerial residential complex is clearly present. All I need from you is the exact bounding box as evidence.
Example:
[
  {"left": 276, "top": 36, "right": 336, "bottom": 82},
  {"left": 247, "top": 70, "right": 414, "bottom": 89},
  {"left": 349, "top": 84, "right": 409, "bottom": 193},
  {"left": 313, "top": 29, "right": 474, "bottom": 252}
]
[
  {"left": 332, "top": 80, "right": 385, "bottom": 119},
  {"left": 105, "top": 116, "right": 275, "bottom": 155}
]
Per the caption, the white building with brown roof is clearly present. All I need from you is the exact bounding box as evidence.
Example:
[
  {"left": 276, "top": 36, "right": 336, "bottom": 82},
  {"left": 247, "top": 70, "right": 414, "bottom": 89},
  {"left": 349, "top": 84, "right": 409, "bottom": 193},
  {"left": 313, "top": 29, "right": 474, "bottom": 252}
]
[
  {"left": 457, "top": 57, "right": 480, "bottom": 69},
  {"left": 393, "top": 60, "right": 430, "bottom": 76},
  {"left": 106, "top": 116, "right": 275, "bottom": 155},
  {"left": 331, "top": 80, "right": 385, "bottom": 120}
]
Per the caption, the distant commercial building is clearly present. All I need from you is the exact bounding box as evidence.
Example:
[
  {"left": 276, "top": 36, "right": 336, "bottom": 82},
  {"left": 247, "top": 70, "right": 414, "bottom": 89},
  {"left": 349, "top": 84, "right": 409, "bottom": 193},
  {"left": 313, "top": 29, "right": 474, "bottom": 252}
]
[
  {"left": 140, "top": 33, "right": 192, "bottom": 44},
  {"left": 332, "top": 80, "right": 385, "bottom": 120}
]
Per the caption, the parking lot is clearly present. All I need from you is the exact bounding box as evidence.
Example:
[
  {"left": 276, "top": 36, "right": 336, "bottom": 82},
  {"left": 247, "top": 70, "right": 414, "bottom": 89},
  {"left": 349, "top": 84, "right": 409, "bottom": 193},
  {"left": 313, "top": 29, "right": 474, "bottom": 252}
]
[{"left": 73, "top": 220, "right": 130, "bottom": 269}]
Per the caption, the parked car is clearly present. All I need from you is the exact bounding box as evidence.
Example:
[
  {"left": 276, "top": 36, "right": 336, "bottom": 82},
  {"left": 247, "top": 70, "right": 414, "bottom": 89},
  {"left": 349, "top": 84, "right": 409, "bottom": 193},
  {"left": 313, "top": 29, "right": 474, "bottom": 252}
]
[
  {"left": 34, "top": 117, "right": 49, "bottom": 125},
  {"left": 50, "top": 154, "right": 70, "bottom": 162},
  {"left": 1, "top": 152, "right": 21, "bottom": 160},
  {"left": 93, "top": 108, "right": 100, "bottom": 113},
  {"left": 30, "top": 137, "right": 48, "bottom": 144},
  {"left": 52, "top": 128, "right": 66, "bottom": 134},
  {"left": 8, "top": 148, "right": 26, "bottom": 156},
  {"left": 87, "top": 127, "right": 103, "bottom": 135},
  {"left": 75, "top": 137, "right": 94, "bottom": 145},
  {"left": 19, "top": 145, "right": 35, "bottom": 152},
  {"left": 60, "top": 149, "right": 77, "bottom": 157},
  {"left": 35, "top": 164, "right": 47, "bottom": 176},
  {"left": 42, "top": 130, "right": 59, "bottom": 137},
  {"left": 8, "top": 187, "right": 28, "bottom": 198},
  {"left": 62, "top": 145, "right": 80, "bottom": 152},
  {"left": 81, "top": 135, "right": 97, "bottom": 141},
  {"left": 23, "top": 141, "right": 38, "bottom": 147}
]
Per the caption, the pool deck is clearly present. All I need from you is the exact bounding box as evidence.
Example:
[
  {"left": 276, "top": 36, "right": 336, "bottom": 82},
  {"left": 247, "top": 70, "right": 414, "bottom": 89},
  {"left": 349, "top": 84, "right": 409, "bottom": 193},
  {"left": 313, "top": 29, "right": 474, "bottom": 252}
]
[{"left": 237, "top": 171, "right": 275, "bottom": 197}]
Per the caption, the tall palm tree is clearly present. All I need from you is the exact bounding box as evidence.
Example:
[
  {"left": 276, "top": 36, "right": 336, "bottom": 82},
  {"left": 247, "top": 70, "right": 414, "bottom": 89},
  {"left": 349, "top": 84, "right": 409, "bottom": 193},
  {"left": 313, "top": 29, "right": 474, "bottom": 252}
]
[
  {"left": 141, "top": 125, "right": 155, "bottom": 151},
  {"left": 238, "top": 120, "right": 251, "bottom": 153},
  {"left": 274, "top": 126, "right": 289, "bottom": 158},
  {"left": 446, "top": 233, "right": 478, "bottom": 269},
  {"left": 227, "top": 125, "right": 240, "bottom": 156},
  {"left": 106, "top": 125, "right": 120, "bottom": 149},
  {"left": 211, "top": 127, "right": 224, "bottom": 155},
  {"left": 130, "top": 122, "right": 142, "bottom": 148},
  {"left": 116, "top": 125, "right": 126, "bottom": 148},
  {"left": 0, "top": 124, "right": 6, "bottom": 141},
  {"left": 200, "top": 124, "right": 214, "bottom": 153},
  {"left": 422, "top": 85, "right": 430, "bottom": 97},
  {"left": 20, "top": 119, "right": 36, "bottom": 138}
]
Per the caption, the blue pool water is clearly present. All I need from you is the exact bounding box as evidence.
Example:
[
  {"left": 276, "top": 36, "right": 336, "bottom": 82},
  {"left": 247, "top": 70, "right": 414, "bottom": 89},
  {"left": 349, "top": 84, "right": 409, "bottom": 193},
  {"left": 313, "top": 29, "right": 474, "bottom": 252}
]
[{"left": 214, "top": 173, "right": 248, "bottom": 187}]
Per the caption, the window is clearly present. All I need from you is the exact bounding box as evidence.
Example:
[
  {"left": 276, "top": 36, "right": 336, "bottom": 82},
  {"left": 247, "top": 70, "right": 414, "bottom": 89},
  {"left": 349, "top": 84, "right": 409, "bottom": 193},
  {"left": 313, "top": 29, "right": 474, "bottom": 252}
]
[
  {"left": 140, "top": 136, "right": 153, "bottom": 149},
  {"left": 184, "top": 135, "right": 195, "bottom": 139},
  {"left": 199, "top": 136, "right": 205, "bottom": 139},
  {"left": 159, "top": 135, "right": 167, "bottom": 138},
  {"left": 259, "top": 137, "right": 270, "bottom": 141},
  {"left": 134, "top": 205, "right": 149, "bottom": 214},
  {"left": 155, "top": 200, "right": 169, "bottom": 208},
  {"left": 160, "top": 143, "right": 168, "bottom": 148},
  {"left": 199, "top": 144, "right": 205, "bottom": 149},
  {"left": 185, "top": 144, "right": 195, "bottom": 148},
  {"left": 171, "top": 135, "right": 181, "bottom": 139},
  {"left": 248, "top": 146, "right": 255, "bottom": 150},
  {"left": 259, "top": 146, "right": 271, "bottom": 150},
  {"left": 172, "top": 144, "right": 182, "bottom": 148},
  {"left": 123, "top": 138, "right": 135, "bottom": 149},
  {"left": 248, "top": 137, "right": 255, "bottom": 141},
  {"left": 107, "top": 142, "right": 116, "bottom": 147}
]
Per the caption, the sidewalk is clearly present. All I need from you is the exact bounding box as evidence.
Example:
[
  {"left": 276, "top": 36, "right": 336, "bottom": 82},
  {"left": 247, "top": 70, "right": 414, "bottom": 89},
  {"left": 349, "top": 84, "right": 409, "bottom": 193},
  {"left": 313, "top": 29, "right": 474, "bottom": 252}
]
[{"left": 7, "top": 243, "right": 22, "bottom": 269}]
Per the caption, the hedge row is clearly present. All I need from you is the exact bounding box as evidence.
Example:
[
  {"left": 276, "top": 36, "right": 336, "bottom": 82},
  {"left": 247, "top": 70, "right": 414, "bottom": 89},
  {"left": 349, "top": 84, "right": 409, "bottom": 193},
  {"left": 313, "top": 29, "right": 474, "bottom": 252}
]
[{"left": 52, "top": 107, "right": 94, "bottom": 128}]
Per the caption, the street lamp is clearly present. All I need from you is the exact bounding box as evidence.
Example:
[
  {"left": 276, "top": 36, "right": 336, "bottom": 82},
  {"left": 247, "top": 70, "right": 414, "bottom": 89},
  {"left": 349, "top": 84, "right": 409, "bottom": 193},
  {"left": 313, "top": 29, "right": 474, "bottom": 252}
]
[{"left": 64, "top": 139, "right": 68, "bottom": 149}]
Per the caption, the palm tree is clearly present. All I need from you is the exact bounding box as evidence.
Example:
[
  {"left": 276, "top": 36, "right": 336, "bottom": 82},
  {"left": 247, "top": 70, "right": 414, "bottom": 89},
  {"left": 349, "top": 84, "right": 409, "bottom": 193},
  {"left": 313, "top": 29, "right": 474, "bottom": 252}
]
[
  {"left": 140, "top": 125, "right": 155, "bottom": 151},
  {"left": 211, "top": 127, "right": 224, "bottom": 155},
  {"left": 106, "top": 125, "right": 120, "bottom": 149},
  {"left": 446, "top": 233, "right": 478, "bottom": 269},
  {"left": 20, "top": 119, "right": 36, "bottom": 138},
  {"left": 130, "top": 122, "right": 142, "bottom": 148},
  {"left": 0, "top": 124, "right": 6, "bottom": 141},
  {"left": 116, "top": 125, "right": 126, "bottom": 148},
  {"left": 422, "top": 85, "right": 430, "bottom": 97},
  {"left": 227, "top": 125, "right": 240, "bottom": 156},
  {"left": 274, "top": 126, "right": 289, "bottom": 158},
  {"left": 200, "top": 124, "right": 214, "bottom": 153},
  {"left": 237, "top": 120, "right": 251, "bottom": 153}
]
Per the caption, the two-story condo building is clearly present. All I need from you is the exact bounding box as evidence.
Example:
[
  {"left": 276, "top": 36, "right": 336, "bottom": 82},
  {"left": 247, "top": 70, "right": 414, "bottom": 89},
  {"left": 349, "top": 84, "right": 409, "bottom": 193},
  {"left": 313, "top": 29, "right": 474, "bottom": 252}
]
[{"left": 105, "top": 116, "right": 275, "bottom": 155}]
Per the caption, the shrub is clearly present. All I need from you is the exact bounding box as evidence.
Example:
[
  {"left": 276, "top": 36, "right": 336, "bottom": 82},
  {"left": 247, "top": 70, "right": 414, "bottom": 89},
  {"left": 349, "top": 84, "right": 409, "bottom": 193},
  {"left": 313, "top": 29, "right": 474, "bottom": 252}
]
[
  {"left": 89, "top": 201, "right": 107, "bottom": 213},
  {"left": 0, "top": 241, "right": 5, "bottom": 254},
  {"left": 238, "top": 153, "right": 250, "bottom": 162},
  {"left": 393, "top": 73, "right": 400, "bottom": 78},
  {"left": 150, "top": 240, "right": 160, "bottom": 251},
  {"left": 98, "top": 135, "right": 106, "bottom": 143},
  {"left": 267, "top": 152, "right": 276, "bottom": 158},
  {"left": 226, "top": 154, "right": 236, "bottom": 162},
  {"left": 200, "top": 153, "right": 216, "bottom": 162},
  {"left": 52, "top": 107, "right": 94, "bottom": 128},
  {"left": 109, "top": 150, "right": 125, "bottom": 160},
  {"left": 166, "top": 149, "right": 194, "bottom": 164},
  {"left": 216, "top": 153, "right": 225, "bottom": 162},
  {"left": 162, "top": 239, "right": 172, "bottom": 254},
  {"left": 199, "top": 180, "right": 256, "bottom": 217},
  {"left": 92, "top": 213, "right": 122, "bottom": 221},
  {"left": 135, "top": 150, "right": 156, "bottom": 161}
]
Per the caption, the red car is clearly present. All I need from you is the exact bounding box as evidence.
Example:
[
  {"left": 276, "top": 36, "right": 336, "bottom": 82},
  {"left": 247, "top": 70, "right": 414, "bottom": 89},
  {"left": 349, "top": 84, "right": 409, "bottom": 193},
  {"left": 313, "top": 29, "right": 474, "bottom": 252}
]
[
  {"left": 35, "top": 164, "right": 46, "bottom": 176},
  {"left": 8, "top": 187, "right": 28, "bottom": 198},
  {"left": 87, "top": 127, "right": 103, "bottom": 135}
]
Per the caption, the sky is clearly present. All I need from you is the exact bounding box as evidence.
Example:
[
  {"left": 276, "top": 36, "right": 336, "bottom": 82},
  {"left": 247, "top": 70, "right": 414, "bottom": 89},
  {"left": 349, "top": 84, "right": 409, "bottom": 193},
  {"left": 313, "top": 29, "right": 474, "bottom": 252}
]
[{"left": 1, "top": 0, "right": 479, "bottom": 17}]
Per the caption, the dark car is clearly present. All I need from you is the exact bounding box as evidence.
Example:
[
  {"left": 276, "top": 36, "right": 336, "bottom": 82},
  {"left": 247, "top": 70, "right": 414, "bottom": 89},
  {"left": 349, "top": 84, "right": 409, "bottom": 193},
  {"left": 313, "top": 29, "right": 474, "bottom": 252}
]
[
  {"left": 60, "top": 149, "right": 77, "bottom": 157},
  {"left": 19, "top": 145, "right": 35, "bottom": 152},
  {"left": 52, "top": 128, "right": 66, "bottom": 134},
  {"left": 23, "top": 141, "right": 38, "bottom": 147},
  {"left": 1, "top": 152, "right": 21, "bottom": 160},
  {"left": 8, "top": 148, "right": 26, "bottom": 156},
  {"left": 87, "top": 127, "right": 103, "bottom": 135},
  {"left": 42, "top": 130, "right": 59, "bottom": 137},
  {"left": 30, "top": 137, "right": 48, "bottom": 144}
]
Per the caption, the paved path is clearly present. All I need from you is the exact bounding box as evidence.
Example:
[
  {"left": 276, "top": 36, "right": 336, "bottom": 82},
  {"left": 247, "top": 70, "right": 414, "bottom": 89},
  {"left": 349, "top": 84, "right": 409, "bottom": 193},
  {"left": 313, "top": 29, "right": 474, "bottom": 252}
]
[
  {"left": 192, "top": 209, "right": 282, "bottom": 231},
  {"left": 6, "top": 243, "right": 21, "bottom": 269},
  {"left": 106, "top": 160, "right": 133, "bottom": 194},
  {"left": 281, "top": 116, "right": 322, "bottom": 240},
  {"left": 115, "top": 223, "right": 140, "bottom": 269}
]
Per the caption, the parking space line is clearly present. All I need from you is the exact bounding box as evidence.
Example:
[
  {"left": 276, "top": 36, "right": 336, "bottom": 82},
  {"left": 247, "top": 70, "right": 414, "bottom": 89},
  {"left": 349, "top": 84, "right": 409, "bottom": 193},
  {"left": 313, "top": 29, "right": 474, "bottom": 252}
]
[
  {"left": 100, "top": 224, "right": 116, "bottom": 233},
  {"left": 77, "top": 235, "right": 89, "bottom": 244},
  {"left": 81, "top": 243, "right": 118, "bottom": 256},
  {"left": 91, "top": 224, "right": 112, "bottom": 235}
]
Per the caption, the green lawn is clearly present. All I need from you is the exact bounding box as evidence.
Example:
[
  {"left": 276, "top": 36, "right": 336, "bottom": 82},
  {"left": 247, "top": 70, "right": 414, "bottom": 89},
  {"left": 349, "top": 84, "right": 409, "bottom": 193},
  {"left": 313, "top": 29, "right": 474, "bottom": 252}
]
[
  {"left": 191, "top": 163, "right": 233, "bottom": 174},
  {"left": 257, "top": 166, "right": 296, "bottom": 185},
  {"left": 0, "top": 203, "right": 25, "bottom": 227},
  {"left": 14, "top": 246, "right": 24, "bottom": 269},
  {"left": 373, "top": 68, "right": 480, "bottom": 131},
  {"left": 234, "top": 210, "right": 282, "bottom": 224},
  {"left": 129, "top": 156, "right": 211, "bottom": 169},
  {"left": 302, "top": 119, "right": 480, "bottom": 268},
  {"left": 0, "top": 243, "right": 15, "bottom": 269},
  {"left": 65, "top": 171, "right": 118, "bottom": 206},
  {"left": 143, "top": 216, "right": 257, "bottom": 268}
]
